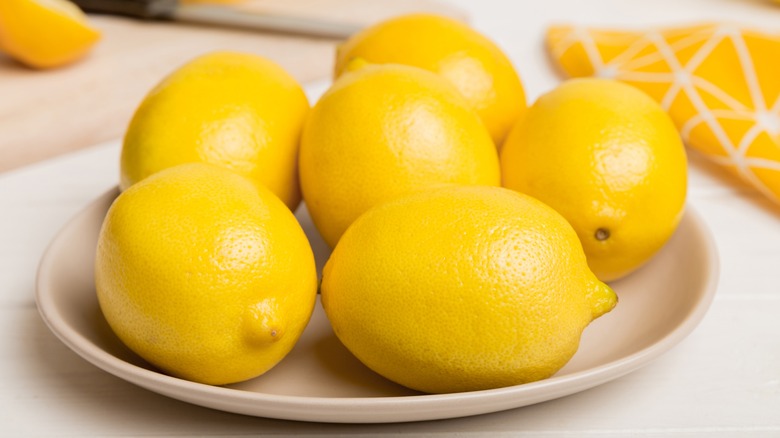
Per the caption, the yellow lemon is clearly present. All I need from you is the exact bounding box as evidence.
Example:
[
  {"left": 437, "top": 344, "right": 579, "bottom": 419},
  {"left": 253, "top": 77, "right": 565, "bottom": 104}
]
[
  {"left": 501, "top": 78, "right": 687, "bottom": 282},
  {"left": 0, "top": 0, "right": 100, "bottom": 69},
  {"left": 299, "top": 62, "right": 500, "bottom": 248},
  {"left": 121, "top": 51, "right": 308, "bottom": 211},
  {"left": 322, "top": 185, "right": 616, "bottom": 394},
  {"left": 95, "top": 163, "right": 318, "bottom": 385},
  {"left": 334, "top": 13, "right": 526, "bottom": 147}
]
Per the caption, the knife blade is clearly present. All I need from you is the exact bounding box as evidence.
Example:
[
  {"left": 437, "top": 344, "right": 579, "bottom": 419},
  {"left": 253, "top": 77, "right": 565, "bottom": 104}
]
[{"left": 70, "top": 0, "right": 362, "bottom": 39}]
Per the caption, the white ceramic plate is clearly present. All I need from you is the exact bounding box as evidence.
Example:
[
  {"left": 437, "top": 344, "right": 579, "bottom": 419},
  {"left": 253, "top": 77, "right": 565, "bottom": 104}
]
[{"left": 36, "top": 188, "right": 719, "bottom": 423}]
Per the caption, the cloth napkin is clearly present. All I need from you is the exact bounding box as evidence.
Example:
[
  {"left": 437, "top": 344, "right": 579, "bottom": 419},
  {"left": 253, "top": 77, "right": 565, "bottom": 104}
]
[{"left": 546, "top": 23, "right": 780, "bottom": 203}]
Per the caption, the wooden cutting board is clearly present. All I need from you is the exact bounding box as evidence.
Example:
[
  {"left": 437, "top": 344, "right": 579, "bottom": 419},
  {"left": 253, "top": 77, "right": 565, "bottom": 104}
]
[{"left": 0, "top": 0, "right": 465, "bottom": 173}]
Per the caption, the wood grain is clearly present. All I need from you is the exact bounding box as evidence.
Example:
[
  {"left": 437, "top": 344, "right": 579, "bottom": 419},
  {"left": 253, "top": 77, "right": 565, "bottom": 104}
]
[{"left": 0, "top": 0, "right": 465, "bottom": 173}]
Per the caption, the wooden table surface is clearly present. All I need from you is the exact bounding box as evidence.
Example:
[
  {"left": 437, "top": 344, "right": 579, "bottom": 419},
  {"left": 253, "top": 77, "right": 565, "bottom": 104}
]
[{"left": 1, "top": 0, "right": 780, "bottom": 436}]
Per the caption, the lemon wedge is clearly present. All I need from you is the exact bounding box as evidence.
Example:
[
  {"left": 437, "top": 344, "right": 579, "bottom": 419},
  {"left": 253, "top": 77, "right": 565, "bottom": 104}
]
[{"left": 0, "top": 0, "right": 101, "bottom": 69}]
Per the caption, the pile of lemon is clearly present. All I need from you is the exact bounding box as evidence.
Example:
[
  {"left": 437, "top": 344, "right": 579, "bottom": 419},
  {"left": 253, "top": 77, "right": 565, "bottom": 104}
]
[{"left": 95, "top": 14, "right": 687, "bottom": 393}]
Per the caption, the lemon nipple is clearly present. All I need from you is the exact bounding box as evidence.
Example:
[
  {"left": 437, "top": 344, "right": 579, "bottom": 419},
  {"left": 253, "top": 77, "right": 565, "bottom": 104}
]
[{"left": 244, "top": 299, "right": 285, "bottom": 345}]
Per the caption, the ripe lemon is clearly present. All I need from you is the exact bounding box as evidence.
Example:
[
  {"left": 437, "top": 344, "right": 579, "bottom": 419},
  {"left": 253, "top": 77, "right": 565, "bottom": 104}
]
[
  {"left": 121, "top": 51, "right": 308, "bottom": 210},
  {"left": 321, "top": 185, "right": 617, "bottom": 394},
  {"left": 95, "top": 163, "right": 318, "bottom": 385},
  {"left": 335, "top": 14, "right": 526, "bottom": 147},
  {"left": 501, "top": 78, "right": 687, "bottom": 282},
  {"left": 299, "top": 62, "right": 500, "bottom": 248},
  {"left": 0, "top": 0, "right": 100, "bottom": 69}
]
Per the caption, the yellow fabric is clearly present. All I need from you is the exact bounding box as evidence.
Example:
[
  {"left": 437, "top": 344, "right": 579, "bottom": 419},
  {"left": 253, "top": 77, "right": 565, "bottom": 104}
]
[{"left": 547, "top": 23, "right": 780, "bottom": 202}]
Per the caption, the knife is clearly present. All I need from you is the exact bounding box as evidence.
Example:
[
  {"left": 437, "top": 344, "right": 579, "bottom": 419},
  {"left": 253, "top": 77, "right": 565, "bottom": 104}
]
[{"left": 70, "top": 0, "right": 362, "bottom": 39}]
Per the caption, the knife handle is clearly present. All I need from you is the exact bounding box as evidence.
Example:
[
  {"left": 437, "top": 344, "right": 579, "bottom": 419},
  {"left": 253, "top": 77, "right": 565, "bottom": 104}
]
[
  {"left": 70, "top": 0, "right": 176, "bottom": 19},
  {"left": 70, "top": 0, "right": 360, "bottom": 39}
]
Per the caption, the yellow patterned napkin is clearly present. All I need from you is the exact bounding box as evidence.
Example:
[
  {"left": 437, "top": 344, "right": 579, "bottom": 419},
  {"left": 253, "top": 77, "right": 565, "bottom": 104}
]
[{"left": 547, "top": 23, "right": 780, "bottom": 202}]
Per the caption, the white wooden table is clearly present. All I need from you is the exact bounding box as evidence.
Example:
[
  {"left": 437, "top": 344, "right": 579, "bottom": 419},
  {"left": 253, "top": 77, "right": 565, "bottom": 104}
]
[{"left": 2, "top": 0, "right": 779, "bottom": 435}]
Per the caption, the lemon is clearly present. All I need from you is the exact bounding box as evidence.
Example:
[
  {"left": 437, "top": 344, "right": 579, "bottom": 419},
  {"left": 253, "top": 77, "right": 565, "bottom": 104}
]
[
  {"left": 334, "top": 13, "right": 526, "bottom": 147},
  {"left": 95, "top": 163, "right": 318, "bottom": 385},
  {"left": 0, "top": 0, "right": 100, "bottom": 69},
  {"left": 299, "top": 62, "right": 500, "bottom": 247},
  {"left": 501, "top": 78, "right": 687, "bottom": 282},
  {"left": 121, "top": 51, "right": 308, "bottom": 211},
  {"left": 321, "top": 185, "right": 617, "bottom": 394}
]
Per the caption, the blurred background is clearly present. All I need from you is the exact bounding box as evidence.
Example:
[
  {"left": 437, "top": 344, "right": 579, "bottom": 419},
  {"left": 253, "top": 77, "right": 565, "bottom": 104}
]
[{"left": 1, "top": 0, "right": 778, "bottom": 173}]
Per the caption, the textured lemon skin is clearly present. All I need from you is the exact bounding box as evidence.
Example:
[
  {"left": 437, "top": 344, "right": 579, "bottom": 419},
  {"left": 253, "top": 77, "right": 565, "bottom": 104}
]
[
  {"left": 334, "top": 13, "right": 526, "bottom": 147},
  {"left": 121, "top": 51, "right": 309, "bottom": 210},
  {"left": 299, "top": 63, "right": 500, "bottom": 248},
  {"left": 95, "top": 163, "right": 317, "bottom": 385},
  {"left": 501, "top": 78, "right": 688, "bottom": 282},
  {"left": 0, "top": 0, "right": 100, "bottom": 69},
  {"left": 321, "top": 185, "right": 616, "bottom": 394}
]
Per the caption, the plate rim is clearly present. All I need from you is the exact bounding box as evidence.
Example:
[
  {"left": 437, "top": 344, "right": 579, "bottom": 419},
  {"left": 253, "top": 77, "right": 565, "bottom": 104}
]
[{"left": 35, "top": 187, "right": 720, "bottom": 423}]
